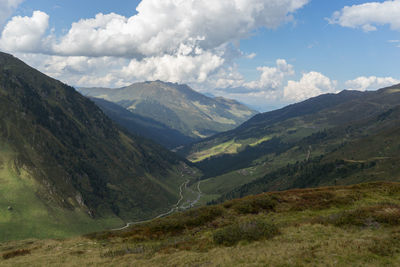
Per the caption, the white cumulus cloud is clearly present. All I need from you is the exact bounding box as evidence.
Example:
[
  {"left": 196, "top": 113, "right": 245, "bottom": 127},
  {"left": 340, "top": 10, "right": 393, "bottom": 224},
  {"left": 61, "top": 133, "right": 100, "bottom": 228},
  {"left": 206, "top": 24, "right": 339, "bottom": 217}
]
[
  {"left": 121, "top": 51, "right": 225, "bottom": 84},
  {"left": 345, "top": 76, "right": 400, "bottom": 91},
  {"left": 50, "top": 0, "right": 309, "bottom": 58},
  {"left": 244, "top": 59, "right": 294, "bottom": 90},
  {"left": 0, "top": 11, "right": 49, "bottom": 52},
  {"left": 284, "top": 72, "right": 338, "bottom": 102},
  {"left": 0, "top": 0, "right": 309, "bottom": 58},
  {"left": 0, "top": 0, "right": 309, "bottom": 90},
  {"left": 329, "top": 0, "right": 400, "bottom": 32}
]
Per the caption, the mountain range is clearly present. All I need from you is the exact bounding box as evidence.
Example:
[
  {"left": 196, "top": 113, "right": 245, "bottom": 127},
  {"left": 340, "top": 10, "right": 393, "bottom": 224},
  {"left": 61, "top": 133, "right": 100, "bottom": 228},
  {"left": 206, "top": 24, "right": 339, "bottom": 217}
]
[
  {"left": 79, "top": 82, "right": 258, "bottom": 144},
  {"left": 179, "top": 85, "right": 400, "bottom": 203},
  {"left": 2, "top": 51, "right": 400, "bottom": 259}
]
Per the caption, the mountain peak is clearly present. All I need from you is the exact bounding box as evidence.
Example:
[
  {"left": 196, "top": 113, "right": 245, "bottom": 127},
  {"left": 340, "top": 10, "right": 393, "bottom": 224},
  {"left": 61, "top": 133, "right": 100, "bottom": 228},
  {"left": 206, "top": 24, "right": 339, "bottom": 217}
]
[{"left": 79, "top": 82, "right": 258, "bottom": 140}]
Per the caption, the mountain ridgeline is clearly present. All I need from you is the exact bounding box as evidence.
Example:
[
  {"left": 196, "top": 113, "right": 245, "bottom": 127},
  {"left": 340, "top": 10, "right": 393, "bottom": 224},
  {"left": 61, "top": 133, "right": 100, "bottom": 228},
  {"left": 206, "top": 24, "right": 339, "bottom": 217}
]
[
  {"left": 0, "top": 52, "right": 197, "bottom": 241},
  {"left": 89, "top": 97, "right": 195, "bottom": 149},
  {"left": 181, "top": 84, "right": 400, "bottom": 204},
  {"left": 79, "top": 82, "right": 258, "bottom": 145}
]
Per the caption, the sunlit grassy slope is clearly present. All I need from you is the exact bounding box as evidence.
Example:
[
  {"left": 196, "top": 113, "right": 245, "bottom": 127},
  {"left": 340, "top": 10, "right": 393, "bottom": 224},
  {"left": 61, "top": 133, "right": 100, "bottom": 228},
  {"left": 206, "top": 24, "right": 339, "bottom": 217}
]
[
  {"left": 188, "top": 139, "right": 242, "bottom": 162},
  {"left": 0, "top": 147, "right": 123, "bottom": 242},
  {"left": 187, "top": 135, "right": 274, "bottom": 162},
  {"left": 3, "top": 182, "right": 400, "bottom": 266}
]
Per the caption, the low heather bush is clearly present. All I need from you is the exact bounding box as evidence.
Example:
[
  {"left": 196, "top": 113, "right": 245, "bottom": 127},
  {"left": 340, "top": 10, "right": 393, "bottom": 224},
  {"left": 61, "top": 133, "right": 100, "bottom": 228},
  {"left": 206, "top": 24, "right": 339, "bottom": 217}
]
[
  {"left": 224, "top": 195, "right": 276, "bottom": 215},
  {"left": 213, "top": 219, "right": 279, "bottom": 246}
]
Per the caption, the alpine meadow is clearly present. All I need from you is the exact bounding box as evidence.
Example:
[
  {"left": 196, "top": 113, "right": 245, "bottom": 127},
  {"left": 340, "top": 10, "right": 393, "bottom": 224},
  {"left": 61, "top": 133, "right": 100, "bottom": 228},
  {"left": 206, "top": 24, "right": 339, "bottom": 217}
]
[{"left": 0, "top": 0, "right": 400, "bottom": 266}]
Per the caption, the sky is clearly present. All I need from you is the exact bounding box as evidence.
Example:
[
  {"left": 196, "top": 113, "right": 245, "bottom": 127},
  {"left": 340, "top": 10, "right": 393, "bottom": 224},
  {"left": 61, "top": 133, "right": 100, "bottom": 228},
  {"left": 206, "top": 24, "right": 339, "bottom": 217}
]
[{"left": 0, "top": 0, "right": 399, "bottom": 111}]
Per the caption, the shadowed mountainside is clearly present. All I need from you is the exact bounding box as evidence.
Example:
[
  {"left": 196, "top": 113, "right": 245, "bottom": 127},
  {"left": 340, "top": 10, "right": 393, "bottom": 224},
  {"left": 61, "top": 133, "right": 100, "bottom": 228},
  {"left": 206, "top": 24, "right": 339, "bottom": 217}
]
[
  {"left": 90, "top": 97, "right": 195, "bottom": 149},
  {"left": 0, "top": 52, "right": 198, "bottom": 241}
]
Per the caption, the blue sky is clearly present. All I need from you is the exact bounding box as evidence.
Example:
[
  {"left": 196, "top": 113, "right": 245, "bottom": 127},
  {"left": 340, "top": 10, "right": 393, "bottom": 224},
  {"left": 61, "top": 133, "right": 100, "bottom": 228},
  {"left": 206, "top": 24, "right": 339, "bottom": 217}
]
[
  {"left": 0, "top": 0, "right": 399, "bottom": 111},
  {"left": 238, "top": 1, "right": 399, "bottom": 81}
]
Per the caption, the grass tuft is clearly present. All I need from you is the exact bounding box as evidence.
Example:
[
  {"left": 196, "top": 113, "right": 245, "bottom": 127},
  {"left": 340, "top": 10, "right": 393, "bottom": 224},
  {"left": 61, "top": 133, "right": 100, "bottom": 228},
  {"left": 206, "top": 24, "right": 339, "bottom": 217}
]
[
  {"left": 213, "top": 219, "right": 279, "bottom": 246},
  {"left": 368, "top": 232, "right": 400, "bottom": 256},
  {"left": 313, "top": 203, "right": 400, "bottom": 227}
]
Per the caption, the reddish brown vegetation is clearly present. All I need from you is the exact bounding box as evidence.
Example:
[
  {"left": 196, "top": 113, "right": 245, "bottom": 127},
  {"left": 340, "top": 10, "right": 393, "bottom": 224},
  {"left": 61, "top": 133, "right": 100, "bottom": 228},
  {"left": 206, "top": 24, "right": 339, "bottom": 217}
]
[{"left": 2, "top": 249, "right": 30, "bottom": 260}]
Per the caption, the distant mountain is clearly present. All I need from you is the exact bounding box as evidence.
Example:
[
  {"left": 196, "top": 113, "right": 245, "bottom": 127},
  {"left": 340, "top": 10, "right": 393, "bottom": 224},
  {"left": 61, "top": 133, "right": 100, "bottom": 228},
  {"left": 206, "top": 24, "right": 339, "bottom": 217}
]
[
  {"left": 179, "top": 84, "right": 400, "bottom": 202},
  {"left": 90, "top": 97, "right": 195, "bottom": 149},
  {"left": 0, "top": 52, "right": 197, "bottom": 241},
  {"left": 79, "top": 81, "right": 258, "bottom": 140}
]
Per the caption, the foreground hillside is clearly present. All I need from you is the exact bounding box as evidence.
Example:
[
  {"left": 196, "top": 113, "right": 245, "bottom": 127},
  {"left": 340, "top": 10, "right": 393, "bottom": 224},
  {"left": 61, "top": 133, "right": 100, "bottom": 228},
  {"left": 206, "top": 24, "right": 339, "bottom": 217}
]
[
  {"left": 0, "top": 52, "right": 198, "bottom": 241},
  {"left": 80, "top": 81, "right": 257, "bottom": 141},
  {"left": 2, "top": 182, "right": 400, "bottom": 266}
]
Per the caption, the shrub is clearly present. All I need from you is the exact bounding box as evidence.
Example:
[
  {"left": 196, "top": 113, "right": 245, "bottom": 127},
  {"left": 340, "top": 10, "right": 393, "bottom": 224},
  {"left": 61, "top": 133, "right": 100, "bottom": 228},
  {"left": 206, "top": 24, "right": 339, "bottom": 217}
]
[
  {"left": 287, "top": 191, "right": 358, "bottom": 211},
  {"left": 225, "top": 195, "right": 276, "bottom": 215},
  {"left": 89, "top": 206, "right": 225, "bottom": 240},
  {"left": 101, "top": 245, "right": 148, "bottom": 258},
  {"left": 213, "top": 219, "right": 279, "bottom": 246},
  {"left": 146, "top": 206, "right": 224, "bottom": 236}
]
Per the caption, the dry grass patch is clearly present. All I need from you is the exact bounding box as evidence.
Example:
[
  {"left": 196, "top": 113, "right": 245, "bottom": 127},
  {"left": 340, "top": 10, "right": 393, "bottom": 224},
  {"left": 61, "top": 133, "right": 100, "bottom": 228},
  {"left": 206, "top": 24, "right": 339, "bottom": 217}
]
[{"left": 313, "top": 203, "right": 400, "bottom": 228}]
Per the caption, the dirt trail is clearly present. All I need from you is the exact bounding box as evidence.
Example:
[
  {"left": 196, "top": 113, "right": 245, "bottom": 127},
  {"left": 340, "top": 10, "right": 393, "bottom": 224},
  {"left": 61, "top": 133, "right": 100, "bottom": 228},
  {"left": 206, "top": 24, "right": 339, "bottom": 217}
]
[{"left": 112, "top": 179, "right": 194, "bottom": 231}]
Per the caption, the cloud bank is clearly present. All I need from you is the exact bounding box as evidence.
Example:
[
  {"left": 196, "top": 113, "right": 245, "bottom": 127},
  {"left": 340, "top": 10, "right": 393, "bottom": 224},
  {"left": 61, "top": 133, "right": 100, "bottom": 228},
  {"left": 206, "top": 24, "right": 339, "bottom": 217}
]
[
  {"left": 0, "top": 0, "right": 312, "bottom": 107},
  {"left": 346, "top": 76, "right": 400, "bottom": 91},
  {"left": 0, "top": 0, "right": 399, "bottom": 110},
  {"left": 1, "top": 0, "right": 310, "bottom": 57}
]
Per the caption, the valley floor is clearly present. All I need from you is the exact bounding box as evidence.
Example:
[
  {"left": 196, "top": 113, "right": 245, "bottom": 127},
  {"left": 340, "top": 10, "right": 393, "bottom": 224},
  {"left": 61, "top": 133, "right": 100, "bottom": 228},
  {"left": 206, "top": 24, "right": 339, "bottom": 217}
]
[
  {"left": 113, "top": 179, "right": 203, "bottom": 231},
  {"left": 2, "top": 182, "right": 400, "bottom": 266}
]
